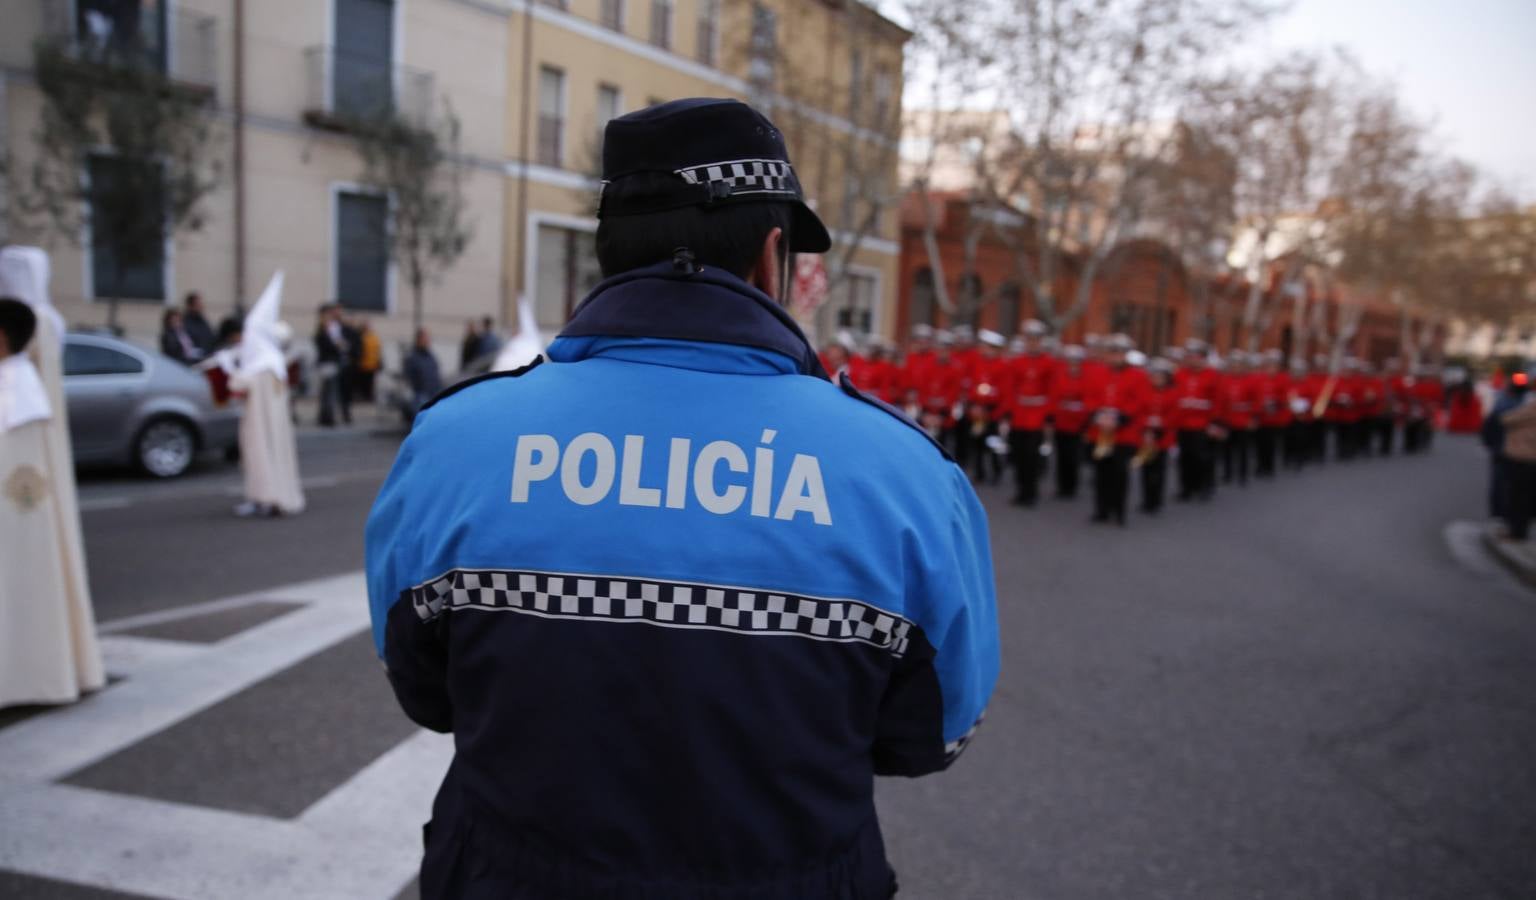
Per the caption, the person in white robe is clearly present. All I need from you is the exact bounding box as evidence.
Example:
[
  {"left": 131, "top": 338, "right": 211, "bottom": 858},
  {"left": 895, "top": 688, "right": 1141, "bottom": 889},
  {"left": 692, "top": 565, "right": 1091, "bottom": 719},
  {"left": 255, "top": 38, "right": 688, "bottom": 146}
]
[
  {"left": 216, "top": 272, "right": 305, "bottom": 517},
  {"left": 0, "top": 246, "right": 105, "bottom": 708}
]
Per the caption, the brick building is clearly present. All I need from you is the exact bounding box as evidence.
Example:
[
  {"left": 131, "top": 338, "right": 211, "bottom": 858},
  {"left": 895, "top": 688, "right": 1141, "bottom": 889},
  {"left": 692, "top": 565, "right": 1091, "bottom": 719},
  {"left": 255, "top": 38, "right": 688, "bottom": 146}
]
[{"left": 894, "top": 191, "right": 1440, "bottom": 364}]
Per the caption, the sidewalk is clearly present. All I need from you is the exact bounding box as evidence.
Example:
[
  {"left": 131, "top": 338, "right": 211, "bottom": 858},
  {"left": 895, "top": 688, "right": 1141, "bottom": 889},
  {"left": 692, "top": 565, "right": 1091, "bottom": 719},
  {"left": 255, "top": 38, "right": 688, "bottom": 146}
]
[
  {"left": 0, "top": 573, "right": 445, "bottom": 900},
  {"left": 1480, "top": 522, "right": 1536, "bottom": 591}
]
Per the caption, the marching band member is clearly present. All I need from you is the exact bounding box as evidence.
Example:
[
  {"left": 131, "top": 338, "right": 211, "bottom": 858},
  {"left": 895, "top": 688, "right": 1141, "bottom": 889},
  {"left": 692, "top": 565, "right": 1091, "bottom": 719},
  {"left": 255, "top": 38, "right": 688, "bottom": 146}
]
[
  {"left": 1049, "top": 345, "right": 1092, "bottom": 500},
  {"left": 1001, "top": 320, "right": 1054, "bottom": 506},
  {"left": 1088, "top": 345, "right": 1151, "bottom": 526}
]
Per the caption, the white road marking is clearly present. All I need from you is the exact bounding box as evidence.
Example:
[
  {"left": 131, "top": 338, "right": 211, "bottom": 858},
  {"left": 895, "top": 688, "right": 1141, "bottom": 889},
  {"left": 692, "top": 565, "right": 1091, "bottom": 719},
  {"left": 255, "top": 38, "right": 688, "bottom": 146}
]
[
  {"left": 99, "top": 635, "right": 207, "bottom": 676},
  {"left": 79, "top": 496, "right": 133, "bottom": 511},
  {"left": 0, "top": 571, "right": 446, "bottom": 900}
]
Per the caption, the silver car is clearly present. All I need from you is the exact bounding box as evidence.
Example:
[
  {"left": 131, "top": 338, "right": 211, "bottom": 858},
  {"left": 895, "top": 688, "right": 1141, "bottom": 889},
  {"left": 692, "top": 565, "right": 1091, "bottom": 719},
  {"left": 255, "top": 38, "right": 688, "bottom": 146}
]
[{"left": 63, "top": 332, "right": 241, "bottom": 478}]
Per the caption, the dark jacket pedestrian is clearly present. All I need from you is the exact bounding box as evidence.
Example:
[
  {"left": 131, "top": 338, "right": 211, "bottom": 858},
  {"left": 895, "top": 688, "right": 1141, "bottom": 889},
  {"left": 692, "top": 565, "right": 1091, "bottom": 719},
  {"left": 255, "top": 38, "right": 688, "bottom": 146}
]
[
  {"left": 402, "top": 329, "right": 442, "bottom": 413},
  {"left": 182, "top": 292, "right": 217, "bottom": 355},
  {"left": 159, "top": 310, "right": 203, "bottom": 365},
  {"left": 458, "top": 321, "right": 481, "bottom": 371},
  {"left": 364, "top": 99, "right": 999, "bottom": 900},
  {"left": 314, "top": 306, "right": 353, "bottom": 426}
]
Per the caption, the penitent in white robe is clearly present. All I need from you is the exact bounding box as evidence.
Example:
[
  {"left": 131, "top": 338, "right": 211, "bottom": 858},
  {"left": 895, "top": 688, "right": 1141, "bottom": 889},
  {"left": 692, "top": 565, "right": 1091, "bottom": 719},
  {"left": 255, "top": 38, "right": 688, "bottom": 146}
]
[
  {"left": 0, "top": 311, "right": 106, "bottom": 708},
  {"left": 236, "top": 370, "right": 305, "bottom": 514}
]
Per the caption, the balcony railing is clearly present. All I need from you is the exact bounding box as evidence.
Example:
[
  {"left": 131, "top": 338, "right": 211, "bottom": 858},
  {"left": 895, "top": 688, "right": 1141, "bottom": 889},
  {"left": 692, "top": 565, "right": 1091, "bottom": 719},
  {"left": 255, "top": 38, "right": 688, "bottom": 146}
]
[
  {"left": 303, "top": 46, "right": 435, "bottom": 129},
  {"left": 39, "top": 1, "right": 218, "bottom": 94}
]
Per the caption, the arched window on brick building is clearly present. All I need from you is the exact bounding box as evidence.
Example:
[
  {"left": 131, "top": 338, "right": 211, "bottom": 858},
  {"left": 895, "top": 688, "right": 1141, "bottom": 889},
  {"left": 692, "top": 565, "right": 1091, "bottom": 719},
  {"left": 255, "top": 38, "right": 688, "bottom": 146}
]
[
  {"left": 957, "top": 273, "right": 983, "bottom": 328},
  {"left": 910, "top": 268, "right": 936, "bottom": 329},
  {"left": 996, "top": 282, "right": 1022, "bottom": 336}
]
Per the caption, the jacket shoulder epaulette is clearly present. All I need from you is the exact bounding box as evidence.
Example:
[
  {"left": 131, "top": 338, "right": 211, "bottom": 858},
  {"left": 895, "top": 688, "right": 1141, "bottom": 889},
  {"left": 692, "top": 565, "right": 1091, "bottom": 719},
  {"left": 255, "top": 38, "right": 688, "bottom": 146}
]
[
  {"left": 836, "top": 371, "right": 953, "bottom": 462},
  {"left": 420, "top": 356, "right": 544, "bottom": 413}
]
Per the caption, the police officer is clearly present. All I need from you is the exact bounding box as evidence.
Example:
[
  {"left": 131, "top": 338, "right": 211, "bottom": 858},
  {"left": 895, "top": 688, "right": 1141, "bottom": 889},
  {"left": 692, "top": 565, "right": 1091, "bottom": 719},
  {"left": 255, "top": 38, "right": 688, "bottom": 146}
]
[{"left": 365, "top": 99, "right": 1000, "bottom": 899}]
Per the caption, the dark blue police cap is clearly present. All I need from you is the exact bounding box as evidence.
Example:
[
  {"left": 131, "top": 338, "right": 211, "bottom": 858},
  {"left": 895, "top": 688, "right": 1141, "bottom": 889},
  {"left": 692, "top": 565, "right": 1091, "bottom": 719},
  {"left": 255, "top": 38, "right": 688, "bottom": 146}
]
[{"left": 598, "top": 97, "right": 832, "bottom": 253}]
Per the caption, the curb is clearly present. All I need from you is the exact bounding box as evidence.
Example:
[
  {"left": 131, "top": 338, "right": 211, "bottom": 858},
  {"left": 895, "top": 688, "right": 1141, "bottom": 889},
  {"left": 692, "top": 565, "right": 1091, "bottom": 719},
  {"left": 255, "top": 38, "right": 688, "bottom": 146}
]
[{"left": 1480, "top": 524, "right": 1536, "bottom": 591}]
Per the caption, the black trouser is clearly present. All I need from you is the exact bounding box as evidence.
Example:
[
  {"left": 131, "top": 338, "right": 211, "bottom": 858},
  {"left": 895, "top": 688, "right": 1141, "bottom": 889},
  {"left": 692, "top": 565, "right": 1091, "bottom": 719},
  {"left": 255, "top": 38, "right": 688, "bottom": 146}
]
[
  {"left": 1331, "top": 421, "right": 1354, "bottom": 460},
  {"left": 1224, "top": 429, "right": 1252, "bottom": 484},
  {"left": 1140, "top": 449, "right": 1167, "bottom": 513},
  {"left": 959, "top": 421, "right": 1001, "bottom": 482},
  {"left": 1283, "top": 422, "right": 1306, "bottom": 469},
  {"left": 1009, "top": 429, "right": 1044, "bottom": 504},
  {"left": 1404, "top": 417, "right": 1430, "bottom": 453},
  {"left": 1375, "top": 416, "right": 1395, "bottom": 455},
  {"left": 1177, "top": 430, "right": 1214, "bottom": 499},
  {"left": 1093, "top": 444, "right": 1132, "bottom": 523},
  {"left": 1308, "top": 420, "right": 1328, "bottom": 463},
  {"left": 1491, "top": 454, "right": 1509, "bottom": 521},
  {"left": 1506, "top": 459, "right": 1536, "bottom": 539},
  {"left": 1255, "top": 426, "right": 1278, "bottom": 477},
  {"left": 1054, "top": 431, "right": 1082, "bottom": 498}
]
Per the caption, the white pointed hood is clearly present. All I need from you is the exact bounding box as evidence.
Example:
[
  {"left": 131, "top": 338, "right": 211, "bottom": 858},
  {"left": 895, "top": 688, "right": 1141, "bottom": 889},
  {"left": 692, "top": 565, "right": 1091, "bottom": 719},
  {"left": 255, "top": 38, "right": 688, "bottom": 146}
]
[
  {"left": 236, "top": 271, "right": 290, "bottom": 383},
  {"left": 0, "top": 246, "right": 66, "bottom": 350},
  {"left": 492, "top": 294, "right": 546, "bottom": 372}
]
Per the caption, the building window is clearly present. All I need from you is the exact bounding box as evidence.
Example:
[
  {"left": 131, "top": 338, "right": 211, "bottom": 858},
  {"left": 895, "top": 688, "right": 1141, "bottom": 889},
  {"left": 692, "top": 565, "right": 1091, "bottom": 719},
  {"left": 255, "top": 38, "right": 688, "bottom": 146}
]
[
  {"left": 649, "top": 0, "right": 673, "bottom": 50},
  {"left": 597, "top": 84, "right": 622, "bottom": 129},
  {"left": 75, "top": 0, "right": 169, "bottom": 72},
  {"left": 996, "top": 283, "right": 1022, "bottom": 336},
  {"left": 749, "top": 4, "right": 777, "bottom": 98},
  {"left": 333, "top": 0, "right": 396, "bottom": 119},
  {"left": 834, "top": 273, "right": 878, "bottom": 334},
  {"left": 534, "top": 224, "right": 602, "bottom": 329},
  {"left": 910, "top": 269, "right": 936, "bottom": 329},
  {"left": 696, "top": 0, "right": 719, "bottom": 66},
  {"left": 336, "top": 190, "right": 389, "bottom": 311},
  {"left": 599, "top": 0, "right": 622, "bottom": 31},
  {"left": 88, "top": 155, "right": 166, "bottom": 302},
  {"left": 537, "top": 65, "right": 565, "bottom": 168},
  {"left": 872, "top": 69, "right": 893, "bottom": 128}
]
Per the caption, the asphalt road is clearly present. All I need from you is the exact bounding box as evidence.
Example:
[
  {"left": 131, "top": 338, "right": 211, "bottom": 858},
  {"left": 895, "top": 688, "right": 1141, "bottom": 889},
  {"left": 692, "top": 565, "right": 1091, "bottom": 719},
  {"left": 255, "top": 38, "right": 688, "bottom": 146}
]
[{"left": 39, "top": 428, "right": 1536, "bottom": 898}]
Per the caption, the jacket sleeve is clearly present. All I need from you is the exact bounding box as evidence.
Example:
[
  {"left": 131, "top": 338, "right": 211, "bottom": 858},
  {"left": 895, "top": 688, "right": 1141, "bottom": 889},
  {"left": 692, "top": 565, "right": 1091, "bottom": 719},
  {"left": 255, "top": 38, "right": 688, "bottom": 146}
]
[
  {"left": 364, "top": 434, "right": 454, "bottom": 733},
  {"left": 873, "top": 466, "right": 1000, "bottom": 776}
]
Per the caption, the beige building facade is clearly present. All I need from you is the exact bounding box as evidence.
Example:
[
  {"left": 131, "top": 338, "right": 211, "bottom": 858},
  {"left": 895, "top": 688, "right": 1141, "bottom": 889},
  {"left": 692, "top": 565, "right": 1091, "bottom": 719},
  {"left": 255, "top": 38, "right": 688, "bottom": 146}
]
[
  {"left": 503, "top": 0, "right": 907, "bottom": 342},
  {"left": 1, "top": 0, "right": 508, "bottom": 358},
  {"left": 1, "top": 0, "right": 904, "bottom": 361}
]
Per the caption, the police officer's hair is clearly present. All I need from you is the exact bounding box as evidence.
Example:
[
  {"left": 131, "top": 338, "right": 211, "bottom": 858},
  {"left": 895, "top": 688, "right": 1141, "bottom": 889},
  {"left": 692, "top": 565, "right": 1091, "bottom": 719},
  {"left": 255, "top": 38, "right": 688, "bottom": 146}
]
[{"left": 596, "top": 173, "right": 793, "bottom": 279}]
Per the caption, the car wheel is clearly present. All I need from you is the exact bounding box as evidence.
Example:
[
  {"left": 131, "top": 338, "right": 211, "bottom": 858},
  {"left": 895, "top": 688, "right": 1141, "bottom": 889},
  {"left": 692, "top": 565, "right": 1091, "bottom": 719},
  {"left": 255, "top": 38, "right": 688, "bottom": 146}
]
[{"left": 135, "top": 417, "right": 197, "bottom": 478}]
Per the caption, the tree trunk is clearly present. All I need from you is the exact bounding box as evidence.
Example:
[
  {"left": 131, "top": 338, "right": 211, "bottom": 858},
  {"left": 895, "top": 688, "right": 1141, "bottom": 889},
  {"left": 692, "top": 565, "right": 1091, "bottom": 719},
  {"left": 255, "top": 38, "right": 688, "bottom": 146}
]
[{"left": 411, "top": 271, "right": 424, "bottom": 332}]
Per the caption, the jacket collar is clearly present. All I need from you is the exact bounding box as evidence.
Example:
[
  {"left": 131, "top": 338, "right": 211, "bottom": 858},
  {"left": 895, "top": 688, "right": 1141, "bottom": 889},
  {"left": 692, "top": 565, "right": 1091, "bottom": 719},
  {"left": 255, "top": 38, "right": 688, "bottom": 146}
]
[{"left": 550, "top": 262, "right": 828, "bottom": 379}]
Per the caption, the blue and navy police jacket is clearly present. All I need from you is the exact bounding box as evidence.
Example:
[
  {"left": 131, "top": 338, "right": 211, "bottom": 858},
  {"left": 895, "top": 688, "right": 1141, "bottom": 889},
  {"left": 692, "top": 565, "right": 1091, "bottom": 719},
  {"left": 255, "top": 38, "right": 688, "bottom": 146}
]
[{"left": 365, "top": 261, "right": 1000, "bottom": 900}]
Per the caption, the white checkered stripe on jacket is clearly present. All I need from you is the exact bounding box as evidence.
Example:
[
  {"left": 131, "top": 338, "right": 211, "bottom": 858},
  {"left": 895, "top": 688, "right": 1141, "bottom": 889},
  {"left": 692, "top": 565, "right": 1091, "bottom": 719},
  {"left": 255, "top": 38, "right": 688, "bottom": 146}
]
[
  {"left": 674, "top": 158, "right": 798, "bottom": 199},
  {"left": 407, "top": 569, "right": 913, "bottom": 657}
]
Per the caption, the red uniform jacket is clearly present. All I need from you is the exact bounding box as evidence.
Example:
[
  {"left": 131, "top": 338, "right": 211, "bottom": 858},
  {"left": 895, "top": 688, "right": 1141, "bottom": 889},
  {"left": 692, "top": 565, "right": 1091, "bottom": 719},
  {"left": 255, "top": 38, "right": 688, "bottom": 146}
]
[
  {"left": 1218, "top": 373, "right": 1258, "bottom": 431},
  {"left": 1049, "top": 365, "right": 1093, "bottom": 435},
  {"left": 914, "top": 356, "right": 963, "bottom": 423},
  {"left": 1258, "top": 372, "right": 1292, "bottom": 427},
  {"left": 1001, "top": 355, "right": 1056, "bottom": 430},
  {"left": 1411, "top": 378, "right": 1445, "bottom": 423},
  {"left": 969, "top": 355, "right": 1010, "bottom": 415},
  {"left": 1171, "top": 368, "right": 1220, "bottom": 431},
  {"left": 1090, "top": 365, "right": 1152, "bottom": 446},
  {"left": 1144, "top": 385, "right": 1179, "bottom": 450}
]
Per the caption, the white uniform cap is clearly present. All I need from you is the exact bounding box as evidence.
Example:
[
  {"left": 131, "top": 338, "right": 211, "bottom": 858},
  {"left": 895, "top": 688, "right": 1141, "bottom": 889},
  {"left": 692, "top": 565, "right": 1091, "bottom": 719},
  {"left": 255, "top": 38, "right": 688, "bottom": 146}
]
[
  {"left": 1125, "top": 350, "right": 1148, "bottom": 367},
  {"left": 978, "top": 329, "right": 1006, "bottom": 348}
]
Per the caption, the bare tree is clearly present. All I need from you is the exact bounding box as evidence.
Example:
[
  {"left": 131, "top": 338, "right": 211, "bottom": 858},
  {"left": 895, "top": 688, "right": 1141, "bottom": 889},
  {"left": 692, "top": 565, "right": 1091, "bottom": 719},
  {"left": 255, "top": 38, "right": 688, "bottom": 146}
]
[
  {"left": 926, "top": 0, "right": 1275, "bottom": 334},
  {"left": 4, "top": 37, "right": 222, "bottom": 331},
  {"left": 350, "top": 103, "right": 473, "bottom": 331}
]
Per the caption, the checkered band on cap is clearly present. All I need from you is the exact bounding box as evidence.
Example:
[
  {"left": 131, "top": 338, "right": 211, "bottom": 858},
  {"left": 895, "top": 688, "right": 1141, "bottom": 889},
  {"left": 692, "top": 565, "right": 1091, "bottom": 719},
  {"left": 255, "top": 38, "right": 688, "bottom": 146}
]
[
  {"left": 673, "top": 158, "right": 801, "bottom": 201},
  {"left": 406, "top": 568, "right": 914, "bottom": 657}
]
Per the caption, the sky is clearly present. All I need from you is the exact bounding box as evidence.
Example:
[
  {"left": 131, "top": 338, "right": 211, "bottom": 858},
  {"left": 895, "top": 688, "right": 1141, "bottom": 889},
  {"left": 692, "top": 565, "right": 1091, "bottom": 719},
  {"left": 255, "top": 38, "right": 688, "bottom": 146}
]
[{"left": 1263, "top": 0, "right": 1536, "bottom": 202}]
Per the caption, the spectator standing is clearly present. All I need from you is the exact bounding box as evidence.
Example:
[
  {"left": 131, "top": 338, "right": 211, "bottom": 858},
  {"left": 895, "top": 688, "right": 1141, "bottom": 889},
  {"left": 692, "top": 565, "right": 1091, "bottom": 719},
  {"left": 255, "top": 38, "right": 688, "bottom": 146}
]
[
  {"left": 159, "top": 309, "right": 204, "bottom": 364},
  {"left": 402, "top": 327, "right": 443, "bottom": 416},
  {"left": 1497, "top": 373, "right": 1536, "bottom": 540},
  {"left": 458, "top": 319, "right": 481, "bottom": 370},
  {"left": 182, "top": 291, "right": 218, "bottom": 356},
  {"left": 354, "top": 317, "right": 382, "bottom": 403},
  {"left": 475, "top": 315, "right": 503, "bottom": 360},
  {"left": 314, "top": 304, "right": 353, "bottom": 426}
]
